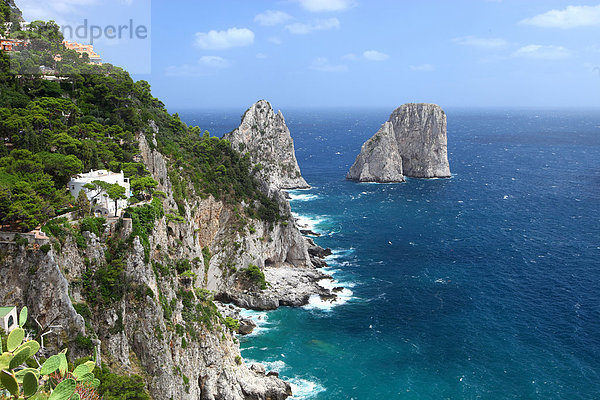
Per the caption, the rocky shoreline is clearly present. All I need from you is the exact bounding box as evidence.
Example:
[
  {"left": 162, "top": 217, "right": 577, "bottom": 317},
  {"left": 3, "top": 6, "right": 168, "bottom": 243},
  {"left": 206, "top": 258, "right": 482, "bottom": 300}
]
[
  {"left": 217, "top": 235, "right": 336, "bottom": 311},
  {"left": 217, "top": 207, "right": 338, "bottom": 327}
]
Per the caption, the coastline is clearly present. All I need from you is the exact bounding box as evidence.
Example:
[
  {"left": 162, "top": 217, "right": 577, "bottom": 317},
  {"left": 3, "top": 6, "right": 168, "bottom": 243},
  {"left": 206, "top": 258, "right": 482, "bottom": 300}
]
[{"left": 219, "top": 188, "right": 356, "bottom": 399}]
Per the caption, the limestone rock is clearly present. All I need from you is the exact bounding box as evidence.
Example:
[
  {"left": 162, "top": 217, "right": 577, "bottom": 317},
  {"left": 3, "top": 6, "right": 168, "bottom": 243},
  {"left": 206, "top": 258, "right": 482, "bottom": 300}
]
[
  {"left": 0, "top": 113, "right": 337, "bottom": 400},
  {"left": 238, "top": 319, "right": 257, "bottom": 335},
  {"left": 347, "top": 103, "right": 450, "bottom": 182},
  {"left": 224, "top": 100, "right": 309, "bottom": 190},
  {"left": 347, "top": 122, "right": 404, "bottom": 182}
]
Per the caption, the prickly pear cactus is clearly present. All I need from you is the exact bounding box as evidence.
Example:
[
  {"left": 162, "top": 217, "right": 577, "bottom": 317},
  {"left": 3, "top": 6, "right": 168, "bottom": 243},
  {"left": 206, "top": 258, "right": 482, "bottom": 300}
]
[{"left": 0, "top": 307, "right": 102, "bottom": 400}]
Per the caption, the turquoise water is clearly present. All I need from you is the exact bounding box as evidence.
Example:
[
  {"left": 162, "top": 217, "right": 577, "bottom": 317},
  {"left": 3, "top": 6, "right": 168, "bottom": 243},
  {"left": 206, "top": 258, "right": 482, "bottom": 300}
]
[{"left": 180, "top": 108, "right": 600, "bottom": 399}]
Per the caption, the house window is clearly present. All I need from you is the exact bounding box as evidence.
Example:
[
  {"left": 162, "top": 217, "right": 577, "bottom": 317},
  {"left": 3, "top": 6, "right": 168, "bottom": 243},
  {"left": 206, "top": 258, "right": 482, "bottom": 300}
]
[{"left": 7, "top": 315, "right": 14, "bottom": 328}]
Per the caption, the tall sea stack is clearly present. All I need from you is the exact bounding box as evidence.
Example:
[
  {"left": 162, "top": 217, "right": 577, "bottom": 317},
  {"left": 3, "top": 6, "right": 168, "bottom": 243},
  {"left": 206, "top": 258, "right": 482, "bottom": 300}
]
[
  {"left": 347, "top": 103, "right": 450, "bottom": 182},
  {"left": 224, "top": 100, "right": 309, "bottom": 190}
]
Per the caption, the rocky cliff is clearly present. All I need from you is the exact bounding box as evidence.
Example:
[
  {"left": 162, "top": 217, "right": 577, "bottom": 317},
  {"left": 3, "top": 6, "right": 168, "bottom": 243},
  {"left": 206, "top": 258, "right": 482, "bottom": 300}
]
[
  {"left": 347, "top": 103, "right": 450, "bottom": 182},
  {"left": 0, "top": 111, "right": 333, "bottom": 399},
  {"left": 223, "top": 100, "right": 309, "bottom": 191}
]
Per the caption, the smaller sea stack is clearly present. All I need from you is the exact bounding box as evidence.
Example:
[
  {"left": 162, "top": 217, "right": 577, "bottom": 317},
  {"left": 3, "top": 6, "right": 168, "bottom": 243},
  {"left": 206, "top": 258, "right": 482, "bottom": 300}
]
[{"left": 347, "top": 103, "right": 450, "bottom": 182}]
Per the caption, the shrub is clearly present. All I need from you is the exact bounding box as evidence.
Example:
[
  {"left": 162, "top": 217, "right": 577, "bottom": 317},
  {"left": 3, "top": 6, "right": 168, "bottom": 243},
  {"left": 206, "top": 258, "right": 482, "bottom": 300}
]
[
  {"left": 95, "top": 367, "right": 151, "bottom": 400},
  {"left": 166, "top": 213, "right": 185, "bottom": 223},
  {"left": 75, "top": 334, "right": 94, "bottom": 351},
  {"left": 40, "top": 244, "right": 51, "bottom": 253},
  {"left": 14, "top": 234, "right": 29, "bottom": 247},
  {"left": 224, "top": 317, "right": 240, "bottom": 332},
  {"left": 180, "top": 270, "right": 196, "bottom": 280},
  {"left": 41, "top": 217, "right": 70, "bottom": 243},
  {"left": 175, "top": 259, "right": 191, "bottom": 274},
  {"left": 202, "top": 247, "right": 211, "bottom": 272},
  {"left": 73, "top": 302, "right": 93, "bottom": 321},
  {"left": 74, "top": 232, "right": 87, "bottom": 249},
  {"left": 152, "top": 261, "right": 171, "bottom": 277},
  {"left": 79, "top": 217, "right": 106, "bottom": 237},
  {"left": 245, "top": 264, "right": 267, "bottom": 290}
]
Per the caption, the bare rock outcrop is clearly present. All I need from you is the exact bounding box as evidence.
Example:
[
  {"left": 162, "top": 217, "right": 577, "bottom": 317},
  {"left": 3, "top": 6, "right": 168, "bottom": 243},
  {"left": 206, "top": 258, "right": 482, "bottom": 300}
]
[
  {"left": 347, "top": 103, "right": 450, "bottom": 182},
  {"left": 224, "top": 100, "right": 309, "bottom": 190}
]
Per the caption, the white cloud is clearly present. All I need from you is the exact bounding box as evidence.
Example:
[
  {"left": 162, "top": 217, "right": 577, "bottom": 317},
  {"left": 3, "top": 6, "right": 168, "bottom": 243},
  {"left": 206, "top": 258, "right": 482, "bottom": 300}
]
[
  {"left": 194, "top": 27, "right": 254, "bottom": 50},
  {"left": 512, "top": 44, "right": 571, "bottom": 60},
  {"left": 268, "top": 36, "right": 282, "bottom": 45},
  {"left": 285, "top": 18, "right": 340, "bottom": 34},
  {"left": 453, "top": 36, "right": 508, "bottom": 48},
  {"left": 310, "top": 57, "right": 347, "bottom": 72},
  {"left": 520, "top": 5, "right": 600, "bottom": 29},
  {"left": 254, "top": 10, "right": 293, "bottom": 26},
  {"left": 363, "top": 50, "right": 389, "bottom": 61},
  {"left": 198, "top": 56, "right": 230, "bottom": 68},
  {"left": 410, "top": 64, "right": 435, "bottom": 72},
  {"left": 297, "top": 0, "right": 356, "bottom": 12}
]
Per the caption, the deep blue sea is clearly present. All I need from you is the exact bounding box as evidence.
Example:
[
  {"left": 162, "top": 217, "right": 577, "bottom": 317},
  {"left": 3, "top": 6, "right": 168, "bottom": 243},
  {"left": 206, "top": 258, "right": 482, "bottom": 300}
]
[{"left": 179, "top": 108, "right": 600, "bottom": 399}]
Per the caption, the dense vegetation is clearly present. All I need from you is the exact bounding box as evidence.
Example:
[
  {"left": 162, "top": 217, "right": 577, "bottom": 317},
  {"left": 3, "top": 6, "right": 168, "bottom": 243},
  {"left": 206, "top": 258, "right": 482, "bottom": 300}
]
[
  {"left": 0, "top": 1, "right": 279, "bottom": 231},
  {"left": 94, "top": 367, "right": 151, "bottom": 400}
]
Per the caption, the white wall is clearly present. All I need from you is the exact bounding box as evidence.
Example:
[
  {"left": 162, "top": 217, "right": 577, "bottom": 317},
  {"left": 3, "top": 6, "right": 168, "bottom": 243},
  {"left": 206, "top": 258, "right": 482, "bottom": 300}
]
[
  {"left": 68, "top": 170, "right": 131, "bottom": 217},
  {"left": 0, "top": 307, "right": 17, "bottom": 333}
]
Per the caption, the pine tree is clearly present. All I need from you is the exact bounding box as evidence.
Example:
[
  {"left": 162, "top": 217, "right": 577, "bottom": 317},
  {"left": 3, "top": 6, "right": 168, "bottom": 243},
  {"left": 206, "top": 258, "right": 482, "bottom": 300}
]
[{"left": 75, "top": 190, "right": 90, "bottom": 219}]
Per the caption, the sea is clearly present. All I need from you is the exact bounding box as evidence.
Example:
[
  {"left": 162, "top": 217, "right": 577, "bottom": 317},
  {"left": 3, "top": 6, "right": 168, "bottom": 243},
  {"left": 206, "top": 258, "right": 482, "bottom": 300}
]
[{"left": 178, "top": 107, "right": 600, "bottom": 399}]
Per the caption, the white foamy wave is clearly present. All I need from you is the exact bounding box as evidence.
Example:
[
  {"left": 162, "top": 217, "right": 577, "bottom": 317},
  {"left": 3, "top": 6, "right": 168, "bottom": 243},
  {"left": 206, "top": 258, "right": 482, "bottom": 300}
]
[
  {"left": 243, "top": 358, "right": 258, "bottom": 367},
  {"left": 317, "top": 278, "right": 355, "bottom": 290},
  {"left": 244, "top": 358, "right": 289, "bottom": 373},
  {"left": 324, "top": 248, "right": 355, "bottom": 262},
  {"left": 288, "top": 193, "right": 319, "bottom": 202},
  {"left": 292, "top": 212, "right": 327, "bottom": 232},
  {"left": 319, "top": 267, "right": 342, "bottom": 275},
  {"left": 262, "top": 360, "right": 288, "bottom": 373},
  {"left": 239, "top": 309, "right": 272, "bottom": 337},
  {"left": 288, "top": 377, "right": 326, "bottom": 399},
  {"left": 303, "top": 279, "right": 354, "bottom": 312}
]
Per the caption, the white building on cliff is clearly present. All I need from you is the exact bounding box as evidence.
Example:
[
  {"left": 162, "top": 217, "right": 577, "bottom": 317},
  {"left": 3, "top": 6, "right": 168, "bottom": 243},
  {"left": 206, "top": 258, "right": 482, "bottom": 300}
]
[
  {"left": 0, "top": 306, "right": 17, "bottom": 333},
  {"left": 68, "top": 170, "right": 131, "bottom": 217}
]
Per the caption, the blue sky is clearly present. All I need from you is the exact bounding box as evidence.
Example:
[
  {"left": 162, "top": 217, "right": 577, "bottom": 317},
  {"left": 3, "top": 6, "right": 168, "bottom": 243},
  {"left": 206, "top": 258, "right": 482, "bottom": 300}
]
[{"left": 16, "top": 0, "right": 600, "bottom": 109}]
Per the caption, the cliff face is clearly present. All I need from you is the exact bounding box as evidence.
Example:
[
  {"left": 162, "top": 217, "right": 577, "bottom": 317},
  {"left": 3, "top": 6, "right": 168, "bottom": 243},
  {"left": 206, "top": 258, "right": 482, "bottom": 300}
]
[
  {"left": 0, "top": 234, "right": 291, "bottom": 400},
  {"left": 0, "top": 120, "right": 300, "bottom": 400},
  {"left": 0, "top": 110, "right": 334, "bottom": 399},
  {"left": 347, "top": 103, "right": 450, "bottom": 182},
  {"left": 223, "top": 100, "right": 309, "bottom": 191}
]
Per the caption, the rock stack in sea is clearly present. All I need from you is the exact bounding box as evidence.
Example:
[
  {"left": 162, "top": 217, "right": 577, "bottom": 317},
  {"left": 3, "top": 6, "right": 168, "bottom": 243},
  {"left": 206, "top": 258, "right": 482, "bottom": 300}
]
[
  {"left": 347, "top": 103, "right": 450, "bottom": 182},
  {"left": 224, "top": 100, "right": 310, "bottom": 190}
]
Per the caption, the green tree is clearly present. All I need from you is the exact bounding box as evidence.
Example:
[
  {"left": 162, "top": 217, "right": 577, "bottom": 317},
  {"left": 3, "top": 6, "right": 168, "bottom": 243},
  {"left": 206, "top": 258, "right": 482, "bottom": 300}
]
[
  {"left": 87, "top": 180, "right": 126, "bottom": 216},
  {"left": 131, "top": 176, "right": 157, "bottom": 199},
  {"left": 75, "top": 189, "right": 90, "bottom": 219},
  {"left": 36, "top": 152, "right": 83, "bottom": 187}
]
